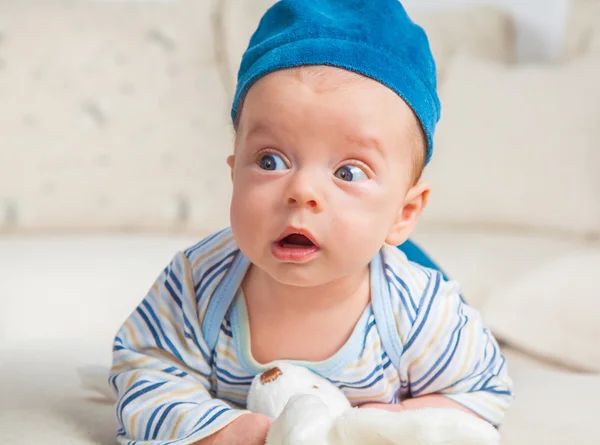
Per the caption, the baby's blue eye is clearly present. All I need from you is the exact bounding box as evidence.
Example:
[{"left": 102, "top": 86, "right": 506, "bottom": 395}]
[
  {"left": 334, "top": 165, "right": 368, "bottom": 182},
  {"left": 258, "top": 153, "right": 287, "bottom": 171}
]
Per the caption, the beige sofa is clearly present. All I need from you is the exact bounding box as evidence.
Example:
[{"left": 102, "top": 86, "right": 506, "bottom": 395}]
[{"left": 1, "top": 1, "right": 600, "bottom": 444}]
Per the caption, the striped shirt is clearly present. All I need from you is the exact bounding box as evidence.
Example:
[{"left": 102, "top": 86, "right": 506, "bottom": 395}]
[{"left": 109, "top": 228, "right": 513, "bottom": 444}]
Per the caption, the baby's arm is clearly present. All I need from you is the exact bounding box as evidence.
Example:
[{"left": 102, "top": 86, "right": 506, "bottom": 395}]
[
  {"left": 401, "top": 272, "right": 513, "bottom": 426},
  {"left": 110, "top": 252, "right": 267, "bottom": 445},
  {"left": 362, "top": 271, "right": 513, "bottom": 426}
]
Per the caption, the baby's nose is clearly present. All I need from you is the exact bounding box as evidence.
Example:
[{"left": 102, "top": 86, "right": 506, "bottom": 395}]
[
  {"left": 285, "top": 171, "right": 323, "bottom": 211},
  {"left": 287, "top": 196, "right": 319, "bottom": 209}
]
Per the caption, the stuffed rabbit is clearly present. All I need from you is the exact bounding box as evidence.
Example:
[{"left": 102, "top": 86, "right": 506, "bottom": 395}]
[{"left": 247, "top": 363, "right": 500, "bottom": 445}]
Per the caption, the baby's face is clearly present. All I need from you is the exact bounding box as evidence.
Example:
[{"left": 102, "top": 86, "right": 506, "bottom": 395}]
[{"left": 229, "top": 66, "right": 428, "bottom": 287}]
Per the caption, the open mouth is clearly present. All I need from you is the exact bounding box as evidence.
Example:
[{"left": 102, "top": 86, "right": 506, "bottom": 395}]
[
  {"left": 278, "top": 233, "right": 316, "bottom": 248},
  {"left": 272, "top": 230, "right": 320, "bottom": 262}
]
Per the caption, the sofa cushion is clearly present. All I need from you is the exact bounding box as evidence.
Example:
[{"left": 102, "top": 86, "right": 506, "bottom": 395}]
[
  {"left": 481, "top": 250, "right": 600, "bottom": 372},
  {"left": 407, "top": 5, "right": 515, "bottom": 82},
  {"left": 0, "top": 342, "right": 117, "bottom": 445},
  {"left": 0, "top": 234, "right": 201, "bottom": 344},
  {"left": 422, "top": 53, "right": 600, "bottom": 237},
  {"left": 0, "top": 0, "right": 232, "bottom": 235},
  {"left": 564, "top": 0, "right": 600, "bottom": 59},
  {"left": 499, "top": 348, "right": 600, "bottom": 445},
  {"left": 411, "top": 225, "right": 590, "bottom": 311}
]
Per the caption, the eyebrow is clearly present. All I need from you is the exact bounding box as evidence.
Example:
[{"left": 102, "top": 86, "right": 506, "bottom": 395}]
[
  {"left": 345, "top": 133, "right": 384, "bottom": 156},
  {"left": 243, "top": 122, "right": 274, "bottom": 141}
]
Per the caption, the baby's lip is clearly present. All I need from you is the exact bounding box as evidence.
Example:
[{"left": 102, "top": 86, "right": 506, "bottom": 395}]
[{"left": 276, "top": 227, "right": 320, "bottom": 248}]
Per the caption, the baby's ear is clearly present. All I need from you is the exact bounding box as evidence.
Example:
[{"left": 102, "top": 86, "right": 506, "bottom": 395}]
[
  {"left": 227, "top": 155, "right": 235, "bottom": 181},
  {"left": 385, "top": 182, "right": 430, "bottom": 246}
]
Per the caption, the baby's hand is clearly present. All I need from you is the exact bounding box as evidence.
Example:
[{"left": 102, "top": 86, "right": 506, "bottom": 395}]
[
  {"left": 196, "top": 413, "right": 273, "bottom": 445},
  {"left": 360, "top": 396, "right": 482, "bottom": 421}
]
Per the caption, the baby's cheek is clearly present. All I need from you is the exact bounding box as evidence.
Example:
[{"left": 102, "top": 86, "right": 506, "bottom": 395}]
[
  {"left": 330, "top": 202, "right": 389, "bottom": 249},
  {"left": 359, "top": 197, "right": 397, "bottom": 239},
  {"left": 345, "top": 193, "right": 394, "bottom": 227},
  {"left": 231, "top": 190, "right": 262, "bottom": 228},
  {"left": 230, "top": 196, "right": 264, "bottom": 262},
  {"left": 230, "top": 181, "right": 278, "bottom": 244}
]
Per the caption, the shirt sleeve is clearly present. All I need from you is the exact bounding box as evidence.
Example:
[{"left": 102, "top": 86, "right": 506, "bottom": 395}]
[
  {"left": 109, "top": 251, "right": 246, "bottom": 444},
  {"left": 400, "top": 271, "right": 514, "bottom": 427}
]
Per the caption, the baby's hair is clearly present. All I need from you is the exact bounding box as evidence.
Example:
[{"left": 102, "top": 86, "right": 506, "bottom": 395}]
[
  {"left": 410, "top": 124, "right": 427, "bottom": 183},
  {"left": 233, "top": 65, "right": 427, "bottom": 184}
]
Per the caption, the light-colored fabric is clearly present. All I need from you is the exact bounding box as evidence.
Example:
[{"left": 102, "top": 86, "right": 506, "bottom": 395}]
[
  {"left": 481, "top": 250, "right": 600, "bottom": 373},
  {"left": 0, "top": 342, "right": 117, "bottom": 445},
  {"left": 0, "top": 233, "right": 202, "bottom": 343},
  {"left": 407, "top": 6, "right": 515, "bottom": 82},
  {"left": 410, "top": 225, "right": 591, "bottom": 311},
  {"left": 109, "top": 228, "right": 511, "bottom": 444},
  {"left": 0, "top": 0, "right": 232, "bottom": 235},
  {"left": 218, "top": 1, "right": 515, "bottom": 97},
  {"left": 563, "top": 0, "right": 600, "bottom": 59},
  {"left": 500, "top": 347, "right": 600, "bottom": 445},
  {"left": 247, "top": 363, "right": 352, "bottom": 420},
  {"left": 422, "top": 53, "right": 600, "bottom": 236}
]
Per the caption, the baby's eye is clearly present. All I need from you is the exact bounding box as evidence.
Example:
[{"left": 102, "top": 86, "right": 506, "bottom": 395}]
[
  {"left": 258, "top": 153, "right": 287, "bottom": 171},
  {"left": 334, "top": 165, "right": 368, "bottom": 182}
]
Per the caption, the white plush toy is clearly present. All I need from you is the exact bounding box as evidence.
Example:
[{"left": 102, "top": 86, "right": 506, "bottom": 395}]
[{"left": 247, "top": 363, "right": 500, "bottom": 445}]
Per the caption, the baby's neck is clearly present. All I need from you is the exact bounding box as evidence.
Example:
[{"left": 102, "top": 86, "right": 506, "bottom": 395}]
[
  {"left": 242, "top": 265, "right": 370, "bottom": 314},
  {"left": 241, "top": 264, "right": 372, "bottom": 363}
]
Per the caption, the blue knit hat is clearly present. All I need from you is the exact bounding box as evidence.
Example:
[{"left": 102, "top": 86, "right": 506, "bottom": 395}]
[{"left": 231, "top": 0, "right": 440, "bottom": 164}]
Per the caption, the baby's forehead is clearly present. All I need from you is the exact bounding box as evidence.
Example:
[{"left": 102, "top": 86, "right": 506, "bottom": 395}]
[
  {"left": 243, "top": 65, "right": 414, "bottom": 124},
  {"left": 244, "top": 67, "right": 421, "bottom": 136}
]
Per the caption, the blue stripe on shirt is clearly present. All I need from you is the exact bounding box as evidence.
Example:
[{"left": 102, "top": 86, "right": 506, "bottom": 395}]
[
  {"left": 153, "top": 402, "right": 192, "bottom": 439},
  {"left": 194, "top": 250, "right": 237, "bottom": 295},
  {"left": 411, "top": 304, "right": 466, "bottom": 389},
  {"left": 142, "top": 300, "right": 185, "bottom": 363},
  {"left": 136, "top": 307, "right": 164, "bottom": 350},
  {"left": 404, "top": 272, "right": 441, "bottom": 351},
  {"left": 415, "top": 316, "right": 468, "bottom": 394},
  {"left": 144, "top": 404, "right": 165, "bottom": 440},
  {"left": 119, "top": 381, "right": 168, "bottom": 425},
  {"left": 385, "top": 265, "right": 418, "bottom": 313}
]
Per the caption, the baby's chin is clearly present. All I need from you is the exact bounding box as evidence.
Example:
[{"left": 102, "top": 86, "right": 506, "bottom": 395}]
[
  {"left": 262, "top": 262, "right": 334, "bottom": 288},
  {"left": 260, "top": 259, "right": 373, "bottom": 292}
]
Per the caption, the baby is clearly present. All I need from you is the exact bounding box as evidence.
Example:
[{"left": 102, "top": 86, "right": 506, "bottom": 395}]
[{"left": 109, "top": 1, "right": 513, "bottom": 444}]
